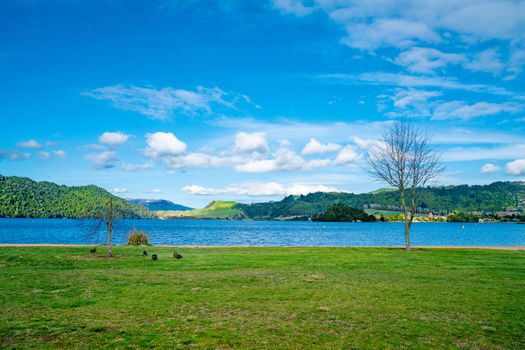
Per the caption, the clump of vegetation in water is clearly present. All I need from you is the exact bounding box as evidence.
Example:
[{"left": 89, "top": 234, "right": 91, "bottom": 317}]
[
  {"left": 313, "top": 203, "right": 376, "bottom": 222},
  {"left": 127, "top": 228, "right": 150, "bottom": 245}
]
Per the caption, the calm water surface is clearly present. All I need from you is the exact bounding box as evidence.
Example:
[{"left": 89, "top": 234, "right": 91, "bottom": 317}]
[{"left": 0, "top": 219, "right": 524, "bottom": 246}]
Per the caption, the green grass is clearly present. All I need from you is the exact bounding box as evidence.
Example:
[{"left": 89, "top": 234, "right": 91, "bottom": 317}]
[
  {"left": 0, "top": 246, "right": 524, "bottom": 349},
  {"left": 155, "top": 201, "right": 243, "bottom": 219}
]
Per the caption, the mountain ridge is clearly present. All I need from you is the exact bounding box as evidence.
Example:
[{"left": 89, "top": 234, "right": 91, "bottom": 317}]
[{"left": 128, "top": 199, "right": 192, "bottom": 211}]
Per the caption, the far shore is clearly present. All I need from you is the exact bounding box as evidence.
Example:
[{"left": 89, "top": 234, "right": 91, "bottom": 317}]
[{"left": 0, "top": 244, "right": 523, "bottom": 250}]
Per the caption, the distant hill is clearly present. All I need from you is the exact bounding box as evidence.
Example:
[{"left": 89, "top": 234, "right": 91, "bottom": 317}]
[
  {"left": 128, "top": 199, "right": 192, "bottom": 211},
  {"left": 1, "top": 175, "right": 523, "bottom": 221},
  {"left": 237, "top": 181, "right": 525, "bottom": 220},
  {"left": 156, "top": 201, "right": 245, "bottom": 220},
  {"left": 0, "top": 175, "right": 153, "bottom": 219}
]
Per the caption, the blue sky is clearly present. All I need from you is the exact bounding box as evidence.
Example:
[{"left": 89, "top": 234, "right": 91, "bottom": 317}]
[{"left": 1, "top": 0, "right": 524, "bottom": 207}]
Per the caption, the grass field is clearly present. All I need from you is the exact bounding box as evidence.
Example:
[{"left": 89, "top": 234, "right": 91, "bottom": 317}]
[{"left": 0, "top": 246, "right": 524, "bottom": 349}]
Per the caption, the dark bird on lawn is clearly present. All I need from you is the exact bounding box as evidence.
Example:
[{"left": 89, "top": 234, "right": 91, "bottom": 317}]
[
  {"left": 152, "top": 254, "right": 158, "bottom": 261},
  {"left": 90, "top": 247, "right": 97, "bottom": 253},
  {"left": 173, "top": 252, "right": 182, "bottom": 259},
  {"left": 143, "top": 250, "right": 148, "bottom": 256}
]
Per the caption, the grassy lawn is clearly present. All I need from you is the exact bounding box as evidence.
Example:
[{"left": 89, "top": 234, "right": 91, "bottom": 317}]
[{"left": 0, "top": 246, "right": 524, "bottom": 349}]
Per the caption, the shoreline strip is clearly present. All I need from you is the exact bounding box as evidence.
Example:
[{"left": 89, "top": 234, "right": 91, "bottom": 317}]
[{"left": 0, "top": 244, "right": 523, "bottom": 250}]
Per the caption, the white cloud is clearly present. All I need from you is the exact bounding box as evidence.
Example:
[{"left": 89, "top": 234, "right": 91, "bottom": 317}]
[
  {"left": 506, "top": 47, "right": 525, "bottom": 79},
  {"left": 98, "top": 131, "right": 130, "bottom": 146},
  {"left": 235, "top": 145, "right": 307, "bottom": 173},
  {"left": 282, "top": 1, "right": 525, "bottom": 48},
  {"left": 111, "top": 187, "right": 128, "bottom": 193},
  {"left": 342, "top": 19, "right": 440, "bottom": 51},
  {"left": 234, "top": 132, "right": 269, "bottom": 154},
  {"left": 144, "top": 132, "right": 187, "bottom": 157},
  {"left": 480, "top": 163, "right": 501, "bottom": 174},
  {"left": 464, "top": 49, "right": 504, "bottom": 75},
  {"left": 394, "top": 47, "right": 464, "bottom": 74},
  {"left": 85, "top": 151, "right": 118, "bottom": 169},
  {"left": 53, "top": 150, "right": 67, "bottom": 159},
  {"left": 17, "top": 139, "right": 41, "bottom": 149},
  {"left": 351, "top": 136, "right": 384, "bottom": 152},
  {"left": 182, "top": 182, "right": 341, "bottom": 197},
  {"left": 287, "top": 1, "right": 525, "bottom": 79},
  {"left": 151, "top": 188, "right": 162, "bottom": 193},
  {"left": 334, "top": 145, "right": 359, "bottom": 165},
  {"left": 0, "top": 149, "right": 31, "bottom": 161},
  {"left": 84, "top": 84, "right": 249, "bottom": 120},
  {"left": 302, "top": 138, "right": 341, "bottom": 155},
  {"left": 164, "top": 152, "right": 228, "bottom": 170},
  {"left": 390, "top": 89, "right": 441, "bottom": 115},
  {"left": 506, "top": 159, "right": 525, "bottom": 175}
]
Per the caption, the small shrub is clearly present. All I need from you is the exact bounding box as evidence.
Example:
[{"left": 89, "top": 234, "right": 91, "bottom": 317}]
[{"left": 127, "top": 228, "right": 149, "bottom": 245}]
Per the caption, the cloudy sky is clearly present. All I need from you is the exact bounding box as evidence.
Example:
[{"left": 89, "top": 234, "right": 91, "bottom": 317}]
[{"left": 1, "top": 0, "right": 524, "bottom": 207}]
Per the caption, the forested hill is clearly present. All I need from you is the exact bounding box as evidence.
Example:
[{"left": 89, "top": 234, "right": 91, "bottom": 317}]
[
  {"left": 237, "top": 181, "right": 525, "bottom": 220},
  {"left": 0, "top": 175, "right": 153, "bottom": 219}
]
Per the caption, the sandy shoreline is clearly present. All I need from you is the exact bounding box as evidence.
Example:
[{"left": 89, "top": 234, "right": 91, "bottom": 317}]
[{"left": 0, "top": 244, "right": 523, "bottom": 250}]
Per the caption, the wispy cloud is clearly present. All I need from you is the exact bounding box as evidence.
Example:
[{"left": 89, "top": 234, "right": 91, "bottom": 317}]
[
  {"left": 0, "top": 149, "right": 31, "bottom": 161},
  {"left": 84, "top": 84, "right": 251, "bottom": 120},
  {"left": 319, "top": 72, "right": 522, "bottom": 97},
  {"left": 275, "top": 0, "right": 525, "bottom": 78},
  {"left": 17, "top": 139, "right": 42, "bottom": 149}
]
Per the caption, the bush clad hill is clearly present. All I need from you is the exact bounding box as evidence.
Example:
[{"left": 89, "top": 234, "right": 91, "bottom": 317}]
[
  {"left": 237, "top": 181, "right": 525, "bottom": 220},
  {"left": 0, "top": 175, "right": 153, "bottom": 219},
  {"left": 1, "top": 174, "right": 524, "bottom": 220}
]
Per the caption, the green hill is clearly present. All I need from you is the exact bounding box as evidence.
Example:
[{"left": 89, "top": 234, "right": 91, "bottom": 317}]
[
  {"left": 0, "top": 175, "right": 153, "bottom": 219},
  {"left": 237, "top": 181, "right": 525, "bottom": 220},
  {"left": 156, "top": 201, "right": 245, "bottom": 220},
  {"left": 2, "top": 175, "right": 524, "bottom": 221}
]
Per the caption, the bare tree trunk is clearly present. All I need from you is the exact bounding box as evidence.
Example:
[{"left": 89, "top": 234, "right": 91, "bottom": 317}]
[
  {"left": 404, "top": 220, "right": 411, "bottom": 251},
  {"left": 106, "top": 197, "right": 113, "bottom": 257},
  {"left": 400, "top": 188, "right": 411, "bottom": 251}
]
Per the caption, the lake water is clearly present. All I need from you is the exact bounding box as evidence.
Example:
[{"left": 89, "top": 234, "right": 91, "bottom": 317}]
[{"left": 0, "top": 219, "right": 524, "bottom": 246}]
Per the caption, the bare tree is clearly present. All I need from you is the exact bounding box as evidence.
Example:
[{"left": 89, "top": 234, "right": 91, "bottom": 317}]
[{"left": 366, "top": 120, "right": 444, "bottom": 251}]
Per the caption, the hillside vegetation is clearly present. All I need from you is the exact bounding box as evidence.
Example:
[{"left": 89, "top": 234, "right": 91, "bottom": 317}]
[
  {"left": 237, "top": 181, "right": 525, "bottom": 220},
  {"left": 1, "top": 175, "right": 524, "bottom": 221},
  {"left": 0, "top": 175, "right": 152, "bottom": 219},
  {"left": 156, "top": 201, "right": 245, "bottom": 220}
]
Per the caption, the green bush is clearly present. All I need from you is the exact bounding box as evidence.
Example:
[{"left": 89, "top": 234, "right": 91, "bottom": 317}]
[{"left": 127, "top": 228, "right": 149, "bottom": 245}]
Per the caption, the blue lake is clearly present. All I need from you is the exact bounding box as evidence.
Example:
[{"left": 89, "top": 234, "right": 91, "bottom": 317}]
[{"left": 0, "top": 219, "right": 524, "bottom": 246}]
